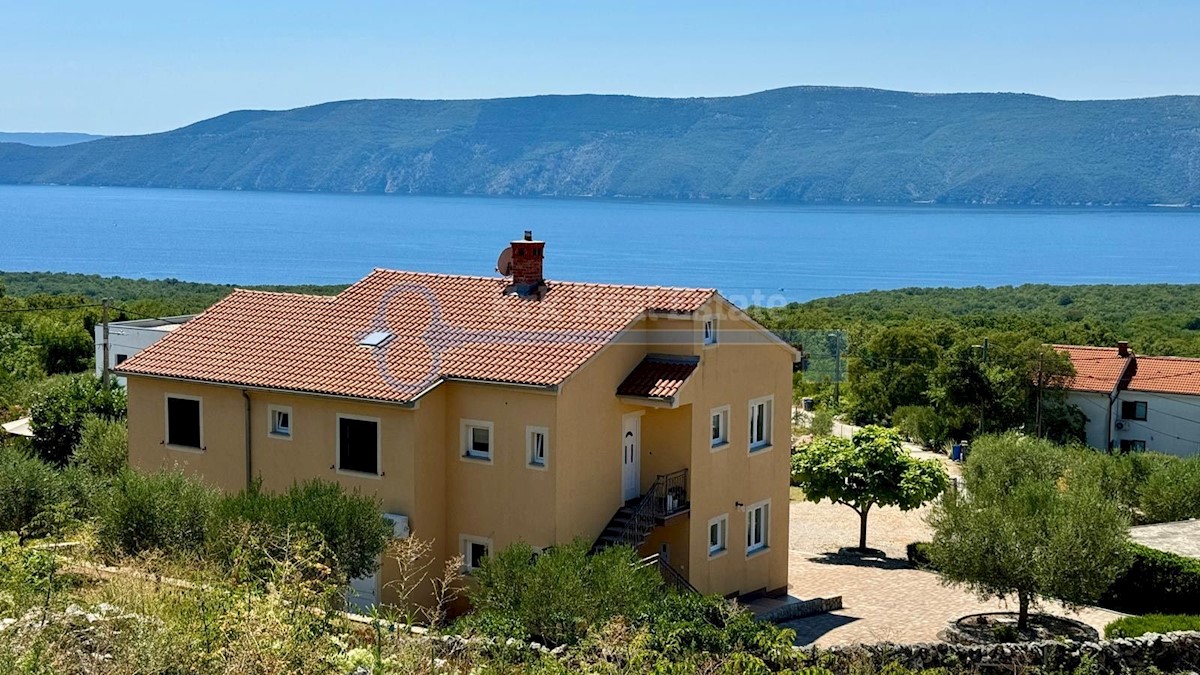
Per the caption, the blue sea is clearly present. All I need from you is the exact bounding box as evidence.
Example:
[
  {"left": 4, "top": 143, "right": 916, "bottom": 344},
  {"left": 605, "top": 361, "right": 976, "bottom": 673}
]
[{"left": 2, "top": 184, "right": 1199, "bottom": 305}]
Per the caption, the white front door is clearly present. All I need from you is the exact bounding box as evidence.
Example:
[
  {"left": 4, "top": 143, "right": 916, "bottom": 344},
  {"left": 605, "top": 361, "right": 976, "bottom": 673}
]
[{"left": 622, "top": 414, "right": 641, "bottom": 501}]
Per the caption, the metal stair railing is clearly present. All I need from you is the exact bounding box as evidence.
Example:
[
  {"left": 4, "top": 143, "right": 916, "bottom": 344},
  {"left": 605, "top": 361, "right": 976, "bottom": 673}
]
[{"left": 638, "top": 552, "right": 698, "bottom": 594}]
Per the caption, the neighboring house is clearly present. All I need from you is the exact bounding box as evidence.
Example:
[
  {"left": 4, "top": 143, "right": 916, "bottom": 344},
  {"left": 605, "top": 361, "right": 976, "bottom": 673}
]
[
  {"left": 116, "top": 233, "right": 798, "bottom": 610},
  {"left": 94, "top": 316, "right": 193, "bottom": 386},
  {"left": 1057, "top": 342, "right": 1200, "bottom": 457}
]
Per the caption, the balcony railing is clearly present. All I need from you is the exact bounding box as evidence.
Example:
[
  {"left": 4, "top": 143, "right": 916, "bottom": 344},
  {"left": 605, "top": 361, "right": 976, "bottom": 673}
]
[{"left": 654, "top": 468, "right": 690, "bottom": 519}]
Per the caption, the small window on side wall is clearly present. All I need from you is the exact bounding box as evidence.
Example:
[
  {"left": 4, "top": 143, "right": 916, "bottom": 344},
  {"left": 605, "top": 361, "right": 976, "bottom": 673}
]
[
  {"left": 708, "top": 514, "right": 728, "bottom": 557},
  {"left": 1121, "top": 400, "right": 1148, "bottom": 421},
  {"left": 462, "top": 420, "right": 493, "bottom": 461},
  {"left": 746, "top": 501, "right": 769, "bottom": 554},
  {"left": 268, "top": 405, "right": 292, "bottom": 438},
  {"left": 461, "top": 535, "right": 492, "bottom": 572},
  {"left": 527, "top": 426, "right": 549, "bottom": 468},
  {"left": 338, "top": 415, "right": 379, "bottom": 475},
  {"left": 711, "top": 406, "right": 729, "bottom": 448},
  {"left": 703, "top": 317, "right": 717, "bottom": 346},
  {"left": 166, "top": 395, "right": 202, "bottom": 450}
]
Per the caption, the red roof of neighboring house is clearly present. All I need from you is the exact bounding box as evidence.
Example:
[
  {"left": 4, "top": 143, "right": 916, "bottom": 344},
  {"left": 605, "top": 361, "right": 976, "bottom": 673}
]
[
  {"left": 1053, "top": 344, "right": 1132, "bottom": 393},
  {"left": 117, "top": 269, "right": 714, "bottom": 403},
  {"left": 1127, "top": 355, "right": 1200, "bottom": 396},
  {"left": 616, "top": 356, "right": 699, "bottom": 401}
]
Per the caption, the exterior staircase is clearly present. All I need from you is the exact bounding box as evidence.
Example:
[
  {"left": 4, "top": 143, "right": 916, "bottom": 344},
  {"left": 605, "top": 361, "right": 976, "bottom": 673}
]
[{"left": 592, "top": 468, "right": 690, "bottom": 552}]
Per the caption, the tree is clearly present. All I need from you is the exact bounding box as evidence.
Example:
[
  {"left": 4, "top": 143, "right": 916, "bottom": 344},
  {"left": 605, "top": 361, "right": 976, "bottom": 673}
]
[
  {"left": 29, "top": 374, "right": 126, "bottom": 466},
  {"left": 847, "top": 327, "right": 941, "bottom": 424},
  {"left": 927, "top": 434, "right": 1131, "bottom": 630},
  {"left": 791, "top": 426, "right": 948, "bottom": 551}
]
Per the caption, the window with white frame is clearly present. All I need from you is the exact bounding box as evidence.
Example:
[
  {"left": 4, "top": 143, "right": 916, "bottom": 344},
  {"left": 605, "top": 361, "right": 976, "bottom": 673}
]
[
  {"left": 527, "top": 426, "right": 548, "bottom": 468},
  {"left": 748, "top": 396, "right": 773, "bottom": 450},
  {"left": 461, "top": 420, "right": 493, "bottom": 461},
  {"left": 708, "top": 514, "right": 728, "bottom": 557},
  {"left": 268, "top": 405, "right": 292, "bottom": 438},
  {"left": 461, "top": 535, "right": 492, "bottom": 571},
  {"left": 337, "top": 414, "right": 380, "bottom": 475},
  {"left": 710, "top": 405, "right": 729, "bottom": 448},
  {"left": 746, "top": 501, "right": 769, "bottom": 554},
  {"left": 165, "top": 395, "right": 202, "bottom": 450},
  {"left": 703, "top": 317, "right": 717, "bottom": 346}
]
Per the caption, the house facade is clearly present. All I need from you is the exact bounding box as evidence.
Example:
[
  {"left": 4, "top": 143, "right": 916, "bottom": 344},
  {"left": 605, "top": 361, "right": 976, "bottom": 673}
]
[
  {"left": 117, "top": 233, "right": 798, "bottom": 609},
  {"left": 94, "top": 315, "right": 193, "bottom": 386},
  {"left": 1057, "top": 342, "right": 1200, "bottom": 457}
]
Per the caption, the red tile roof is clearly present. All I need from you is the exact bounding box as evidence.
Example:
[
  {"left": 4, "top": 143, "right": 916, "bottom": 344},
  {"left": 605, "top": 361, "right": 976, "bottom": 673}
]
[
  {"left": 117, "top": 269, "right": 714, "bottom": 403},
  {"left": 1054, "top": 345, "right": 1132, "bottom": 394},
  {"left": 616, "top": 356, "right": 699, "bottom": 400},
  {"left": 1127, "top": 355, "right": 1200, "bottom": 396}
]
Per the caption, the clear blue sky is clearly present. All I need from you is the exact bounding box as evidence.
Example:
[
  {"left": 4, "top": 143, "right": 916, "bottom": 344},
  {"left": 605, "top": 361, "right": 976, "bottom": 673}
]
[{"left": 4, "top": 0, "right": 1199, "bottom": 135}]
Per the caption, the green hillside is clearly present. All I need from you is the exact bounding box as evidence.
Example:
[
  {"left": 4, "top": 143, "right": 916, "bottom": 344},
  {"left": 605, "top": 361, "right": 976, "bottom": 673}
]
[{"left": 2, "top": 87, "right": 1199, "bottom": 205}]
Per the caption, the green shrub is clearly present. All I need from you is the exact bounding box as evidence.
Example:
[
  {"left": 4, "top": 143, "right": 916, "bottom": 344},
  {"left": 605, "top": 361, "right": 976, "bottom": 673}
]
[
  {"left": 892, "top": 405, "right": 948, "bottom": 451},
  {"left": 906, "top": 541, "right": 934, "bottom": 569},
  {"left": 29, "top": 374, "right": 126, "bottom": 467},
  {"left": 638, "top": 592, "right": 798, "bottom": 667},
  {"left": 1067, "top": 449, "right": 1179, "bottom": 522},
  {"left": 1099, "top": 543, "right": 1200, "bottom": 615},
  {"left": 96, "top": 469, "right": 217, "bottom": 557},
  {"left": 0, "top": 447, "right": 70, "bottom": 542},
  {"left": 1139, "top": 459, "right": 1200, "bottom": 523},
  {"left": 71, "top": 414, "right": 128, "bottom": 476},
  {"left": 1105, "top": 614, "right": 1200, "bottom": 638},
  {"left": 459, "top": 539, "right": 664, "bottom": 646},
  {"left": 211, "top": 479, "right": 390, "bottom": 581},
  {"left": 810, "top": 408, "right": 834, "bottom": 437}
]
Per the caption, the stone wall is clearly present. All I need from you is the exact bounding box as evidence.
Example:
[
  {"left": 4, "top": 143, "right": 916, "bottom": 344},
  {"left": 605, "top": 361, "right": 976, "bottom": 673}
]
[{"left": 804, "top": 631, "right": 1200, "bottom": 673}]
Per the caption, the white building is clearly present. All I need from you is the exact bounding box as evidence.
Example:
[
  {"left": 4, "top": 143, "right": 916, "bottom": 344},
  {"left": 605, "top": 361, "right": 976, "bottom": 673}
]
[
  {"left": 94, "top": 316, "right": 193, "bottom": 386},
  {"left": 1058, "top": 342, "right": 1200, "bottom": 458}
]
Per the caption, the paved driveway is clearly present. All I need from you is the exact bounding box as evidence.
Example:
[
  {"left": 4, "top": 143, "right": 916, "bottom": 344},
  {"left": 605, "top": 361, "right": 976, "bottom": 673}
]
[{"left": 780, "top": 498, "right": 1123, "bottom": 646}]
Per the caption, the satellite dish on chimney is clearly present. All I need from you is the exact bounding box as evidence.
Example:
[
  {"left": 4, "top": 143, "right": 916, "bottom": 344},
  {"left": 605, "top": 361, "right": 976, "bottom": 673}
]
[{"left": 496, "top": 246, "right": 513, "bottom": 277}]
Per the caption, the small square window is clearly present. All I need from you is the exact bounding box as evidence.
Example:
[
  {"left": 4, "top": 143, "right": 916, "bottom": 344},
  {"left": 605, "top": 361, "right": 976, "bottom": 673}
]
[
  {"left": 268, "top": 405, "right": 292, "bottom": 438},
  {"left": 462, "top": 420, "right": 493, "bottom": 461},
  {"left": 1120, "top": 439, "right": 1147, "bottom": 453},
  {"left": 115, "top": 353, "right": 128, "bottom": 365},
  {"left": 461, "top": 535, "right": 492, "bottom": 571},
  {"left": 703, "top": 318, "right": 717, "bottom": 346},
  {"left": 708, "top": 514, "right": 728, "bottom": 557},
  {"left": 527, "top": 426, "right": 549, "bottom": 468},
  {"left": 710, "top": 406, "right": 730, "bottom": 448}
]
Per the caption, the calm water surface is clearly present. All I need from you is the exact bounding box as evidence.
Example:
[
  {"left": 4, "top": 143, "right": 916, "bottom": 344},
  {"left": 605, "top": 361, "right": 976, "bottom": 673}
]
[{"left": 2, "top": 185, "right": 1198, "bottom": 304}]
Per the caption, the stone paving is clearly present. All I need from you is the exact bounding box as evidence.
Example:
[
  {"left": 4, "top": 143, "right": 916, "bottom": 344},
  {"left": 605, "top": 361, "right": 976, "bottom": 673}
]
[{"left": 779, "top": 497, "right": 1124, "bottom": 646}]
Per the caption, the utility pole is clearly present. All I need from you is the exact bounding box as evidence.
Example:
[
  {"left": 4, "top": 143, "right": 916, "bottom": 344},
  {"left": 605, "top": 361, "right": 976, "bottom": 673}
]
[
  {"left": 973, "top": 337, "right": 989, "bottom": 437},
  {"left": 830, "top": 332, "right": 841, "bottom": 406},
  {"left": 1035, "top": 351, "right": 1044, "bottom": 438},
  {"left": 100, "top": 298, "right": 111, "bottom": 388}
]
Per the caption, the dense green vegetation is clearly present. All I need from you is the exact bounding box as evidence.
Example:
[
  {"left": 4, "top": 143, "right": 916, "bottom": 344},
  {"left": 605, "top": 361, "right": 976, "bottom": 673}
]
[
  {"left": 756, "top": 283, "right": 1200, "bottom": 446},
  {"left": 3, "top": 87, "right": 1200, "bottom": 205},
  {"left": 1105, "top": 614, "right": 1200, "bottom": 639}
]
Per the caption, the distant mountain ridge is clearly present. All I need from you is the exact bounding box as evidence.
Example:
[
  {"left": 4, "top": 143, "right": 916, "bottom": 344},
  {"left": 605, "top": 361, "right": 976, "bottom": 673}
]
[
  {"left": 0, "top": 132, "right": 105, "bottom": 147},
  {"left": 1, "top": 87, "right": 1199, "bottom": 205}
]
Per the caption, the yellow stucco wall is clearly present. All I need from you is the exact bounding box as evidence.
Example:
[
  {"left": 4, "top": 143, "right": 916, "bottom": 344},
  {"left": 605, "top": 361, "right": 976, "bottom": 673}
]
[{"left": 124, "top": 294, "right": 795, "bottom": 608}]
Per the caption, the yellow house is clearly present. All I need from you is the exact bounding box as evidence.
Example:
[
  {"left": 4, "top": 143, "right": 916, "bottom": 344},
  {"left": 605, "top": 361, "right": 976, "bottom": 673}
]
[{"left": 117, "top": 232, "right": 797, "bottom": 608}]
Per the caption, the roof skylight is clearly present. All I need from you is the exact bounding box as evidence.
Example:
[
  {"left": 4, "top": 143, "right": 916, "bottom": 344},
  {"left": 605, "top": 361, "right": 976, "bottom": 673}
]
[{"left": 358, "top": 331, "right": 393, "bottom": 348}]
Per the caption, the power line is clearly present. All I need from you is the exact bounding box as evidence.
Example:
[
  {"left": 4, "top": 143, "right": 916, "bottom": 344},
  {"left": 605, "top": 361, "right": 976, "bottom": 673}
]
[{"left": 0, "top": 303, "right": 104, "bottom": 314}]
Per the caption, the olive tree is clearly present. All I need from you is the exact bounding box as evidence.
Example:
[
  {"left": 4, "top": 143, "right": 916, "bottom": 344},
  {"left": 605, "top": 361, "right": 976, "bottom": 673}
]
[
  {"left": 791, "top": 426, "right": 947, "bottom": 551},
  {"left": 927, "top": 434, "right": 1130, "bottom": 629}
]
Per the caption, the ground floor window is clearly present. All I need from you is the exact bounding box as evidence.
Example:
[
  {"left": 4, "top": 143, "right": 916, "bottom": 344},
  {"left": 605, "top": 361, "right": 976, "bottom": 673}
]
[
  {"left": 746, "top": 501, "right": 769, "bottom": 554},
  {"left": 461, "top": 535, "right": 492, "bottom": 571},
  {"left": 1119, "top": 439, "right": 1147, "bottom": 453},
  {"left": 708, "top": 514, "right": 728, "bottom": 556},
  {"left": 166, "top": 395, "right": 202, "bottom": 449}
]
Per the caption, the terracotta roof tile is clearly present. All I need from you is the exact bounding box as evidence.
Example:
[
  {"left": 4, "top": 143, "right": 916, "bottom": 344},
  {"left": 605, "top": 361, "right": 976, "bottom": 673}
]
[
  {"left": 616, "top": 356, "right": 700, "bottom": 400},
  {"left": 1127, "top": 355, "right": 1200, "bottom": 396},
  {"left": 1054, "top": 344, "right": 1132, "bottom": 394},
  {"left": 117, "top": 269, "right": 714, "bottom": 403}
]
